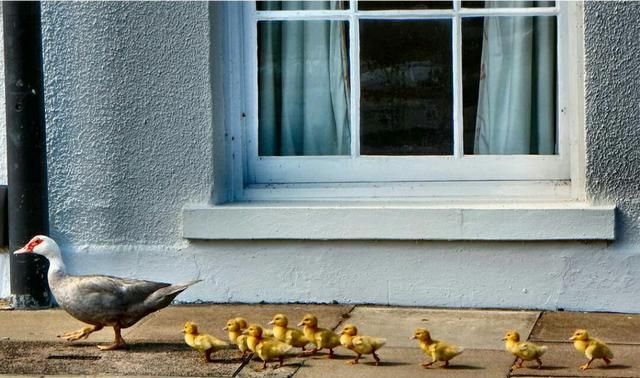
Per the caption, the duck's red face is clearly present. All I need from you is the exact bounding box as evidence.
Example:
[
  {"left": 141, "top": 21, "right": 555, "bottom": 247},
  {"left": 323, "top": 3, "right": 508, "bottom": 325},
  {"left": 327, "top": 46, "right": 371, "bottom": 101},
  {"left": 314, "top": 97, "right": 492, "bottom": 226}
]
[{"left": 14, "top": 237, "right": 43, "bottom": 254}]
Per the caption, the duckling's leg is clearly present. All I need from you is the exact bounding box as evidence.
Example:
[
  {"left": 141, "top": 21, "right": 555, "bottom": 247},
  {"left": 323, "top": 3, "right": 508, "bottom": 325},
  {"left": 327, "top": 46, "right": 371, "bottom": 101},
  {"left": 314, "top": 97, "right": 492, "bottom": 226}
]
[
  {"left": 326, "top": 348, "right": 335, "bottom": 359},
  {"left": 372, "top": 351, "right": 381, "bottom": 366},
  {"left": 536, "top": 357, "right": 543, "bottom": 369},
  {"left": 511, "top": 357, "right": 523, "bottom": 369},
  {"left": 347, "top": 353, "right": 361, "bottom": 365},
  {"left": 441, "top": 360, "right": 450, "bottom": 368},
  {"left": 204, "top": 349, "right": 213, "bottom": 363},
  {"left": 276, "top": 356, "right": 284, "bottom": 368},
  {"left": 97, "top": 325, "right": 127, "bottom": 350},
  {"left": 58, "top": 324, "right": 103, "bottom": 341},
  {"left": 261, "top": 360, "right": 268, "bottom": 370},
  {"left": 580, "top": 358, "right": 594, "bottom": 370},
  {"left": 604, "top": 357, "right": 612, "bottom": 366}
]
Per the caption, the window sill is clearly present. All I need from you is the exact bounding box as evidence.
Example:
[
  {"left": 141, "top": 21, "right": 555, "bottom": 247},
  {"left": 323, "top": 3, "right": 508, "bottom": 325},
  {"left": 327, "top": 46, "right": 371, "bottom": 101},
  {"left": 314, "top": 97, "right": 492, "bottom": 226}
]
[{"left": 182, "top": 201, "right": 615, "bottom": 241}]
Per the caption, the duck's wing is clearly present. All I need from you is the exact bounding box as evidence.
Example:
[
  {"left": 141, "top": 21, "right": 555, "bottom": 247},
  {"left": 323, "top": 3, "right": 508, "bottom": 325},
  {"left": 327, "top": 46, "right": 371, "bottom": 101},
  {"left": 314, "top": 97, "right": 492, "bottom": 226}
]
[{"left": 58, "top": 275, "right": 198, "bottom": 327}]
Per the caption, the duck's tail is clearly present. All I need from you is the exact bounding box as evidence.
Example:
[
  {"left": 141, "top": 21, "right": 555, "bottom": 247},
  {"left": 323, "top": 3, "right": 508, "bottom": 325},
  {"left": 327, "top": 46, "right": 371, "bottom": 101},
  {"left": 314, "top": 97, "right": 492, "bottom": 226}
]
[{"left": 147, "top": 279, "right": 202, "bottom": 309}]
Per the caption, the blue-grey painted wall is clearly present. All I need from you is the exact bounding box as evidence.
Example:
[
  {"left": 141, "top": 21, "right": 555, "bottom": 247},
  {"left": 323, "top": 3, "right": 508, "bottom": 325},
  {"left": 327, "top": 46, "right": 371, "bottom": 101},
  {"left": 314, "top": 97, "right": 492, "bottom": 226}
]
[{"left": 1, "top": 2, "right": 639, "bottom": 311}]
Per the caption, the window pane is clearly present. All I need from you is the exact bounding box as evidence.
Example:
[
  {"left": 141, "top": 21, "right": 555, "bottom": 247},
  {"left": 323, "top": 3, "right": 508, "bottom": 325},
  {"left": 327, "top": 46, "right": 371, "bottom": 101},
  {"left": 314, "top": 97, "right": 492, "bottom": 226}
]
[
  {"left": 462, "top": 1, "right": 556, "bottom": 9},
  {"left": 257, "top": 1, "right": 348, "bottom": 11},
  {"left": 258, "top": 20, "right": 351, "bottom": 156},
  {"left": 462, "top": 15, "right": 557, "bottom": 155},
  {"left": 360, "top": 20, "right": 453, "bottom": 155},
  {"left": 358, "top": 1, "right": 452, "bottom": 10}
]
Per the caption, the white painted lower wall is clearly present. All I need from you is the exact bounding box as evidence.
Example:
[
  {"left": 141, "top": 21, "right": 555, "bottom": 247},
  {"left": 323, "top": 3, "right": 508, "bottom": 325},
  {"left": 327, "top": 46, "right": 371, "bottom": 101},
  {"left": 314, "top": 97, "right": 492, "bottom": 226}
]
[{"left": 3, "top": 239, "right": 634, "bottom": 313}]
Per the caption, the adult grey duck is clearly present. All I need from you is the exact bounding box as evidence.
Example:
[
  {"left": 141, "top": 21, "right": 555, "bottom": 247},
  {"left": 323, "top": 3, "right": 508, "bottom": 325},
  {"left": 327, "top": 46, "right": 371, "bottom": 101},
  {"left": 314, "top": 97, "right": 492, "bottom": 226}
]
[{"left": 14, "top": 235, "right": 201, "bottom": 350}]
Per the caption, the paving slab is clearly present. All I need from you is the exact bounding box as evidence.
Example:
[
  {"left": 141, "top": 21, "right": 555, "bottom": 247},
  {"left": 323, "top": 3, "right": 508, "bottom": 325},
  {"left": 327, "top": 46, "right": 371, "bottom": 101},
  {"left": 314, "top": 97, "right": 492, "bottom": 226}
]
[
  {"left": 509, "top": 342, "right": 639, "bottom": 377},
  {"left": 128, "top": 304, "right": 353, "bottom": 342},
  {"left": 0, "top": 308, "right": 128, "bottom": 343},
  {"left": 343, "top": 306, "right": 540, "bottom": 350},
  {"left": 295, "top": 347, "right": 514, "bottom": 378},
  {"left": 530, "top": 311, "right": 640, "bottom": 344},
  {"left": 0, "top": 340, "right": 241, "bottom": 377}
]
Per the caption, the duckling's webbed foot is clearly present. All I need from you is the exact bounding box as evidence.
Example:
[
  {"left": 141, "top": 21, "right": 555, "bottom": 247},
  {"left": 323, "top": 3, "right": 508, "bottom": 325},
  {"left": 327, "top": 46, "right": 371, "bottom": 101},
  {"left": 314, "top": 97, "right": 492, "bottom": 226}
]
[
  {"left": 58, "top": 324, "right": 103, "bottom": 341},
  {"left": 421, "top": 362, "right": 434, "bottom": 368}
]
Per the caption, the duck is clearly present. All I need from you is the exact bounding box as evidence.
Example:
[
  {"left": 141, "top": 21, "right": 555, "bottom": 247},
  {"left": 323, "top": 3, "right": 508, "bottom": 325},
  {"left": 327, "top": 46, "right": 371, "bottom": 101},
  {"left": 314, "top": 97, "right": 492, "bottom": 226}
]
[
  {"left": 297, "top": 313, "right": 341, "bottom": 358},
  {"left": 503, "top": 330, "right": 548, "bottom": 369},
  {"left": 183, "top": 321, "right": 230, "bottom": 362},
  {"left": 246, "top": 324, "right": 292, "bottom": 370},
  {"left": 340, "top": 324, "right": 386, "bottom": 366},
  {"left": 411, "top": 328, "right": 464, "bottom": 368},
  {"left": 223, "top": 318, "right": 250, "bottom": 357},
  {"left": 14, "top": 235, "right": 200, "bottom": 350},
  {"left": 268, "top": 313, "right": 309, "bottom": 351},
  {"left": 570, "top": 329, "right": 613, "bottom": 370}
]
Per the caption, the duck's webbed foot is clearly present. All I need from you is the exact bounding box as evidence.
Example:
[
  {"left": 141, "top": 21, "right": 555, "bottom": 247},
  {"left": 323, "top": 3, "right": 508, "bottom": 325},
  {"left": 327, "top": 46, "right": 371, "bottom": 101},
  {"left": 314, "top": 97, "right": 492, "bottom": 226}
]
[
  {"left": 97, "top": 325, "right": 127, "bottom": 351},
  {"left": 58, "top": 324, "right": 103, "bottom": 341}
]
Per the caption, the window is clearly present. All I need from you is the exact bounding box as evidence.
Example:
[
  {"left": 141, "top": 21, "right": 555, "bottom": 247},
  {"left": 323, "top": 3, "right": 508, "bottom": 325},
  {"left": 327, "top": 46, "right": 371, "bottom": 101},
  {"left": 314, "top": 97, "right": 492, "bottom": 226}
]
[{"left": 222, "top": 0, "right": 581, "bottom": 201}]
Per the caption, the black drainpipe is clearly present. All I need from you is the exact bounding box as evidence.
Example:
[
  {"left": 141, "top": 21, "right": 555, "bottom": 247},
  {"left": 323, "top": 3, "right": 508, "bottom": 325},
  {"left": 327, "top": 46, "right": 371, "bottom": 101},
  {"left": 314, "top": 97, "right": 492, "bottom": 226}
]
[{"left": 3, "top": 1, "right": 50, "bottom": 308}]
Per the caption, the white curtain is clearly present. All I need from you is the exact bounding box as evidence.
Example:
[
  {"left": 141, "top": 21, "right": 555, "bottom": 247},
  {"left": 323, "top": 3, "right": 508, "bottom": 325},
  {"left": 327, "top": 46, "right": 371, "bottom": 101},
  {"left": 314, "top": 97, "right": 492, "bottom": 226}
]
[
  {"left": 474, "top": 1, "right": 556, "bottom": 155},
  {"left": 258, "top": 1, "right": 350, "bottom": 156}
]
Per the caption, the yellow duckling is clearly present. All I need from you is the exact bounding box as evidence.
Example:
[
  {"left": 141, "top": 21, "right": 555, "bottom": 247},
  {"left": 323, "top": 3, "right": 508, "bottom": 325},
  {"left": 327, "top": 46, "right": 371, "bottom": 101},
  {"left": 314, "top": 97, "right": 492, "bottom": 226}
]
[
  {"left": 246, "top": 324, "right": 292, "bottom": 370},
  {"left": 503, "top": 330, "right": 548, "bottom": 369},
  {"left": 411, "top": 328, "right": 464, "bottom": 368},
  {"left": 223, "top": 318, "right": 250, "bottom": 357},
  {"left": 339, "top": 324, "right": 386, "bottom": 366},
  {"left": 235, "top": 317, "right": 248, "bottom": 330},
  {"left": 183, "top": 321, "right": 230, "bottom": 363},
  {"left": 297, "top": 313, "right": 341, "bottom": 358},
  {"left": 268, "top": 313, "right": 310, "bottom": 351},
  {"left": 570, "top": 329, "right": 613, "bottom": 370}
]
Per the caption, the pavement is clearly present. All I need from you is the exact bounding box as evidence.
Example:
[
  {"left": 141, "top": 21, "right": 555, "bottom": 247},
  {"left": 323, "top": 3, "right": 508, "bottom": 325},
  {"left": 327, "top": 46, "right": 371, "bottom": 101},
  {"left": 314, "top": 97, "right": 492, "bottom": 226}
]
[{"left": 0, "top": 304, "right": 639, "bottom": 377}]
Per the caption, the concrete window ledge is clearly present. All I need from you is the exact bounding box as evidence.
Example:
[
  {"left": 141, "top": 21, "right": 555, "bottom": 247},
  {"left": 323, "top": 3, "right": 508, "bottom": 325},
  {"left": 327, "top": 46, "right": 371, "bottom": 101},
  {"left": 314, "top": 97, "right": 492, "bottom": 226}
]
[{"left": 182, "top": 202, "right": 615, "bottom": 241}]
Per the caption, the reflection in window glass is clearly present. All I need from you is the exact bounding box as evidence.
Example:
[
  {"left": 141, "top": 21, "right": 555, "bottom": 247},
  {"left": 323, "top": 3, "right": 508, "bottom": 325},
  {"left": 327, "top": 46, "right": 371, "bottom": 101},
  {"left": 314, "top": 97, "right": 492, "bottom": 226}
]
[
  {"left": 360, "top": 20, "right": 453, "bottom": 156},
  {"left": 462, "top": 1, "right": 556, "bottom": 8},
  {"left": 358, "top": 1, "right": 452, "bottom": 10},
  {"left": 463, "top": 15, "right": 557, "bottom": 155},
  {"left": 257, "top": 1, "right": 348, "bottom": 11},
  {"left": 258, "top": 20, "right": 351, "bottom": 156}
]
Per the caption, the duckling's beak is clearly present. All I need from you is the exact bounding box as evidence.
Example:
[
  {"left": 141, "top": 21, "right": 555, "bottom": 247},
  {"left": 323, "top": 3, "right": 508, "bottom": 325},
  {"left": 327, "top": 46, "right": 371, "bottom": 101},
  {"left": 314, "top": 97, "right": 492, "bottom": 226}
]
[
  {"left": 297, "top": 321, "right": 304, "bottom": 327},
  {"left": 222, "top": 326, "right": 228, "bottom": 331},
  {"left": 569, "top": 336, "right": 576, "bottom": 341},
  {"left": 501, "top": 336, "right": 507, "bottom": 341},
  {"left": 268, "top": 320, "right": 275, "bottom": 325},
  {"left": 410, "top": 335, "right": 417, "bottom": 340}
]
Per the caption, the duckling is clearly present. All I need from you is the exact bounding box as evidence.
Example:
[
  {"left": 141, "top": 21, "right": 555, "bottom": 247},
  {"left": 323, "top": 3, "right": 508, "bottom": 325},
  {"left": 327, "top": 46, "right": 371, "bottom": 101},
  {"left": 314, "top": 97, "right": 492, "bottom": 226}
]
[
  {"left": 268, "top": 313, "right": 309, "bottom": 351},
  {"left": 570, "top": 329, "right": 613, "bottom": 370},
  {"left": 235, "top": 317, "right": 248, "bottom": 330},
  {"left": 411, "top": 328, "right": 464, "bottom": 368},
  {"left": 246, "top": 324, "right": 292, "bottom": 370},
  {"left": 297, "top": 313, "right": 341, "bottom": 358},
  {"left": 340, "top": 324, "right": 386, "bottom": 366},
  {"left": 503, "top": 330, "right": 548, "bottom": 369},
  {"left": 183, "top": 321, "right": 230, "bottom": 363},
  {"left": 223, "top": 318, "right": 250, "bottom": 357}
]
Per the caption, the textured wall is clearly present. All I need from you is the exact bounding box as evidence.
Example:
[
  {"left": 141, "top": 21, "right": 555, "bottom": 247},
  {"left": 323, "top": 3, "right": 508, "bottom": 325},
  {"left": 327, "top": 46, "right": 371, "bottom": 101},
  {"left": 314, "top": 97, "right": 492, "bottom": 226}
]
[
  {"left": 2, "top": 2, "right": 640, "bottom": 311},
  {"left": 584, "top": 1, "right": 640, "bottom": 248},
  {"left": 40, "top": 2, "right": 213, "bottom": 245}
]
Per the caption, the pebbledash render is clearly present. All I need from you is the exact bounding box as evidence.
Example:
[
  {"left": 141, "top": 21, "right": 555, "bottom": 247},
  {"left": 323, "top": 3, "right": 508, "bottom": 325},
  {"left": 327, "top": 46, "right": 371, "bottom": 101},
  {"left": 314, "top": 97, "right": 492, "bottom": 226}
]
[{"left": 0, "top": 2, "right": 639, "bottom": 312}]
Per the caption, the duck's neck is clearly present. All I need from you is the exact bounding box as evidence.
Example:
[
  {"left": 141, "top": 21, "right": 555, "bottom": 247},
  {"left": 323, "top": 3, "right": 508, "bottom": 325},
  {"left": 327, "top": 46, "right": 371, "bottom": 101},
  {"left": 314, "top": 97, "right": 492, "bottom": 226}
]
[{"left": 46, "top": 253, "right": 67, "bottom": 282}]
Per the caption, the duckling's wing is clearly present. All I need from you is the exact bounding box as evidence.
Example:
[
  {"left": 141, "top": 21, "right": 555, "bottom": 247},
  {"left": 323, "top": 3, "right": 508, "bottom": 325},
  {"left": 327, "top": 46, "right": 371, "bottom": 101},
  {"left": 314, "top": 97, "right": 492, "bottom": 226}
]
[
  {"left": 518, "top": 342, "right": 546, "bottom": 359},
  {"left": 286, "top": 328, "right": 309, "bottom": 347},
  {"left": 587, "top": 340, "right": 613, "bottom": 359},
  {"left": 353, "top": 336, "right": 386, "bottom": 353},
  {"left": 261, "top": 340, "right": 292, "bottom": 359}
]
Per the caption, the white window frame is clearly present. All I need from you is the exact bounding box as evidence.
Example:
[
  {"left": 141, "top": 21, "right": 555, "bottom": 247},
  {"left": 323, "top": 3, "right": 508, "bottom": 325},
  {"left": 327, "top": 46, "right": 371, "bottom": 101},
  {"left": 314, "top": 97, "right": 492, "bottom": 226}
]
[
  {"left": 222, "top": 0, "right": 584, "bottom": 202},
  {"left": 185, "top": 1, "right": 616, "bottom": 241}
]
